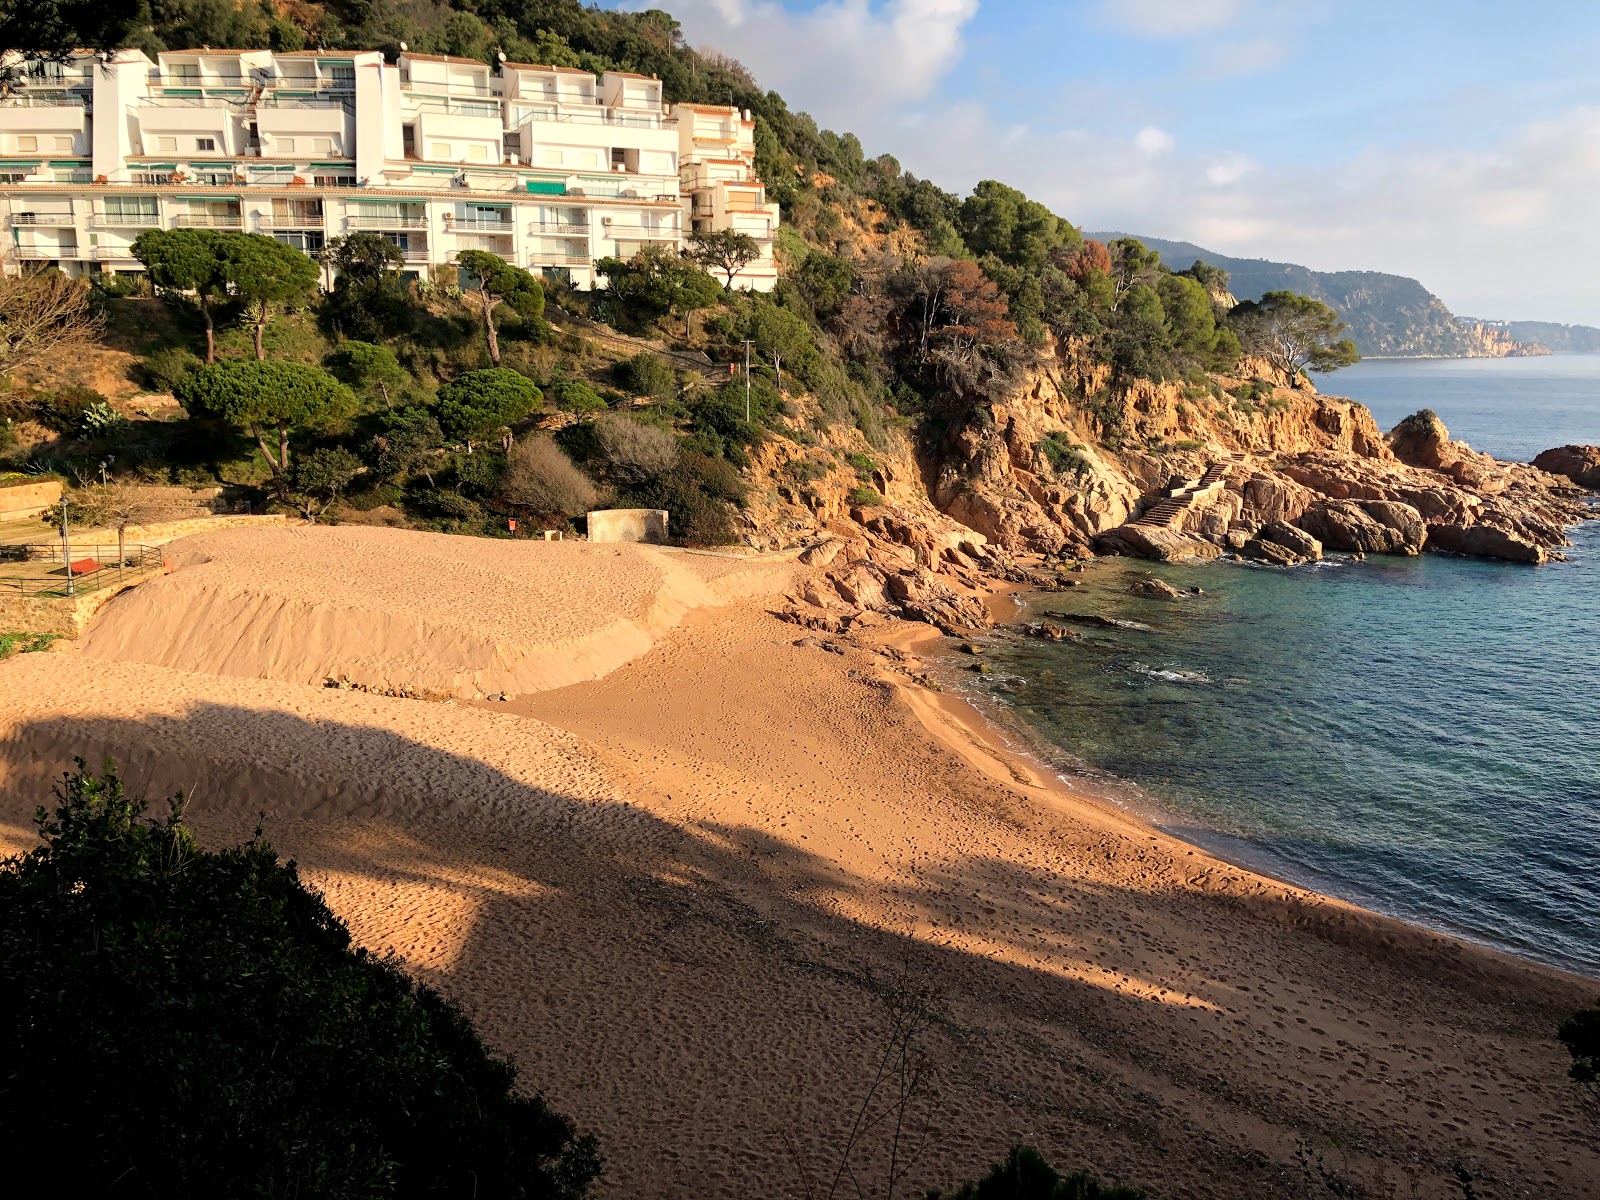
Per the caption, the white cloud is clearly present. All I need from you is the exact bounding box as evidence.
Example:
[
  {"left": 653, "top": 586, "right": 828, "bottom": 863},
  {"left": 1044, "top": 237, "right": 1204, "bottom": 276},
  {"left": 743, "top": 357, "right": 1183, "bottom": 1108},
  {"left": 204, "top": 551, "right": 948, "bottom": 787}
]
[
  {"left": 1134, "top": 125, "right": 1176, "bottom": 154},
  {"left": 660, "top": 0, "right": 1600, "bottom": 322},
  {"left": 664, "top": 0, "right": 978, "bottom": 119},
  {"left": 1198, "top": 35, "right": 1287, "bottom": 78},
  {"left": 1099, "top": 0, "right": 1248, "bottom": 37}
]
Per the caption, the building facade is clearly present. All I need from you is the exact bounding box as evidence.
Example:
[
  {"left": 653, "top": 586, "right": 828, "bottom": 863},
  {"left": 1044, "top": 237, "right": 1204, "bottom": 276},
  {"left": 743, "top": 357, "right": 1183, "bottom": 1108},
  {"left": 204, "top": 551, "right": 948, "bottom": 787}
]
[{"left": 0, "top": 48, "right": 779, "bottom": 290}]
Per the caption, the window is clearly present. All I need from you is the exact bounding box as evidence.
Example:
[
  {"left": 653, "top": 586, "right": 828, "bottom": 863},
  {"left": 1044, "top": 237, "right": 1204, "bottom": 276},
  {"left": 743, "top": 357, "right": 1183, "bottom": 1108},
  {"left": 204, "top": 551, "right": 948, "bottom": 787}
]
[
  {"left": 0, "top": 172, "right": 27, "bottom": 184},
  {"left": 312, "top": 174, "right": 356, "bottom": 188},
  {"left": 170, "top": 63, "right": 199, "bottom": 82},
  {"left": 276, "top": 137, "right": 296, "bottom": 154},
  {"left": 273, "top": 230, "right": 324, "bottom": 253},
  {"left": 103, "top": 199, "right": 158, "bottom": 223},
  {"left": 52, "top": 136, "right": 72, "bottom": 151},
  {"left": 310, "top": 137, "right": 332, "bottom": 155},
  {"left": 467, "top": 144, "right": 489, "bottom": 162},
  {"left": 430, "top": 142, "right": 451, "bottom": 160},
  {"left": 16, "top": 136, "right": 36, "bottom": 152},
  {"left": 195, "top": 137, "right": 216, "bottom": 153},
  {"left": 157, "top": 136, "right": 177, "bottom": 152}
]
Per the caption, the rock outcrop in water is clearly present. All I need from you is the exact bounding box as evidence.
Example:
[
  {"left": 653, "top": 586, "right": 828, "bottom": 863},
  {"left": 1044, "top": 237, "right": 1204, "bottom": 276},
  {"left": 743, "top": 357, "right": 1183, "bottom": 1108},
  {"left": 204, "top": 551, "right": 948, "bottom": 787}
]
[{"left": 1533, "top": 445, "right": 1600, "bottom": 489}]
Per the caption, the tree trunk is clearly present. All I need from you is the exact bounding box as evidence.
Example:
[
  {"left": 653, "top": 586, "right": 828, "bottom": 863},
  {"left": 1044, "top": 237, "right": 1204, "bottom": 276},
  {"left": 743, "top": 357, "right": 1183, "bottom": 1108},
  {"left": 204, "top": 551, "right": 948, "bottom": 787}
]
[
  {"left": 253, "top": 312, "right": 267, "bottom": 361},
  {"left": 200, "top": 299, "right": 216, "bottom": 364},
  {"left": 116, "top": 524, "right": 124, "bottom": 568},
  {"left": 250, "top": 423, "right": 290, "bottom": 500},
  {"left": 481, "top": 288, "right": 500, "bottom": 366}
]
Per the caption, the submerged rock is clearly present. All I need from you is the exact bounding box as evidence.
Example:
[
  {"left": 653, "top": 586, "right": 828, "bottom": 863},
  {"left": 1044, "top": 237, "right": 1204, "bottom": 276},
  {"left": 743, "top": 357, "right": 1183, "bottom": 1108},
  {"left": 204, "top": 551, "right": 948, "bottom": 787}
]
[{"left": 1128, "top": 577, "right": 1185, "bottom": 600}]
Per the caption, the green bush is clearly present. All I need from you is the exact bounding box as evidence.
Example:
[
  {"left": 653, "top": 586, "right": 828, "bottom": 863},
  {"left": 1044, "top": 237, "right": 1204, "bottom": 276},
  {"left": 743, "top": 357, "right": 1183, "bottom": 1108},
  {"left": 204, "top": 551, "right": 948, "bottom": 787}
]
[
  {"left": 0, "top": 631, "right": 59, "bottom": 658},
  {"left": 0, "top": 759, "right": 600, "bottom": 1198},
  {"left": 140, "top": 346, "right": 200, "bottom": 394},
  {"left": 847, "top": 483, "right": 884, "bottom": 507},
  {"left": 548, "top": 380, "right": 609, "bottom": 414},
  {"left": 612, "top": 352, "right": 676, "bottom": 401},
  {"left": 846, "top": 450, "right": 878, "bottom": 476},
  {"left": 26, "top": 385, "right": 108, "bottom": 435},
  {"left": 1036, "top": 432, "right": 1091, "bottom": 477}
]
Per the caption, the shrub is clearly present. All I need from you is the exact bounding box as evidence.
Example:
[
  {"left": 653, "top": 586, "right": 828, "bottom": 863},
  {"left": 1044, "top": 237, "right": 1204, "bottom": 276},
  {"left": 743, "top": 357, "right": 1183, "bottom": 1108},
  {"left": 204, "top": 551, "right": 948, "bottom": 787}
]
[
  {"left": 654, "top": 452, "right": 746, "bottom": 546},
  {"left": 1036, "top": 432, "right": 1091, "bottom": 477},
  {"left": 592, "top": 412, "right": 679, "bottom": 485},
  {"left": 848, "top": 484, "right": 885, "bottom": 507},
  {"left": 846, "top": 451, "right": 879, "bottom": 476},
  {"left": 26, "top": 385, "right": 107, "bottom": 435},
  {"left": 140, "top": 346, "right": 199, "bottom": 394},
  {"left": 0, "top": 759, "right": 601, "bottom": 1199},
  {"left": 548, "top": 380, "right": 608, "bottom": 414},
  {"left": 612, "top": 352, "right": 676, "bottom": 401},
  {"left": 499, "top": 437, "right": 600, "bottom": 518},
  {"left": 928, "top": 1145, "right": 1143, "bottom": 1199},
  {"left": 1560, "top": 997, "right": 1600, "bottom": 1093},
  {"left": 436, "top": 368, "right": 542, "bottom": 446}
]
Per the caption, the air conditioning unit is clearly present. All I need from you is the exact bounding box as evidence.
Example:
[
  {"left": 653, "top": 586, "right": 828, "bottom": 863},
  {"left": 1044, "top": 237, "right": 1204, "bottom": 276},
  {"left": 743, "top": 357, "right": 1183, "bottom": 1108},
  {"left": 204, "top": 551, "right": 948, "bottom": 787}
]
[{"left": 602, "top": 216, "right": 612, "bottom": 226}]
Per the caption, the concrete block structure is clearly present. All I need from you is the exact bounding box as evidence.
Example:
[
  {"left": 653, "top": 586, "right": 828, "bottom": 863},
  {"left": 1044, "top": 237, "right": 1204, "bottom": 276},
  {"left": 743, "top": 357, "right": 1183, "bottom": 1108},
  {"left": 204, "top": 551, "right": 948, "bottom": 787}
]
[{"left": 0, "top": 49, "right": 778, "bottom": 290}]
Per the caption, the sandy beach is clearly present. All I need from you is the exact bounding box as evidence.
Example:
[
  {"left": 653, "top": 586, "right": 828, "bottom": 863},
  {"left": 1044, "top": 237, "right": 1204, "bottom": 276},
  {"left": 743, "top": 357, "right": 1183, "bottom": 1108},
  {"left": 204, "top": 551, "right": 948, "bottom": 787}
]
[{"left": 1, "top": 525, "right": 1595, "bottom": 1199}]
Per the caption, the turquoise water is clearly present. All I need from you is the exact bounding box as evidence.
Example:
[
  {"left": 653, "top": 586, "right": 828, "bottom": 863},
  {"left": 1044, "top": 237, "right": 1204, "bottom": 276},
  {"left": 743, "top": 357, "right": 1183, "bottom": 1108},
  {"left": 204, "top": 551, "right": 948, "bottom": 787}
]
[{"left": 980, "top": 357, "right": 1600, "bottom": 976}]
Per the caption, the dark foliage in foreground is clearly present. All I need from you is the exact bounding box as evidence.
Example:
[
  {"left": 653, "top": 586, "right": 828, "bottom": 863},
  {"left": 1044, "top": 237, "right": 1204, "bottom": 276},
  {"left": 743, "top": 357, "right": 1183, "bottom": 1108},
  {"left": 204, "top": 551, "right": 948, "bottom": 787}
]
[
  {"left": 926, "top": 1145, "right": 1145, "bottom": 1200},
  {"left": 1560, "top": 997, "right": 1600, "bottom": 1092},
  {"left": 0, "top": 760, "right": 600, "bottom": 1199}
]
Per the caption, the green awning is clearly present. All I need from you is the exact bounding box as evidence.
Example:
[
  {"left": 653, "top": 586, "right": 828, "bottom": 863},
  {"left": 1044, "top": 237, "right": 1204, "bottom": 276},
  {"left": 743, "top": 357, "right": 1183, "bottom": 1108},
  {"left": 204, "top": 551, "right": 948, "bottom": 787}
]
[
  {"left": 525, "top": 181, "right": 567, "bottom": 195},
  {"left": 48, "top": 160, "right": 89, "bottom": 167},
  {"left": 0, "top": 160, "right": 41, "bottom": 168}
]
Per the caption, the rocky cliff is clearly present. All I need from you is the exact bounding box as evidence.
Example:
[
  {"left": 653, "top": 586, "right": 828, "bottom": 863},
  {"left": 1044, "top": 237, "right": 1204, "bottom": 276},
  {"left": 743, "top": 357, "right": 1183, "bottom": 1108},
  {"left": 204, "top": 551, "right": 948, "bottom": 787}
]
[{"left": 739, "top": 355, "right": 1594, "bottom": 637}]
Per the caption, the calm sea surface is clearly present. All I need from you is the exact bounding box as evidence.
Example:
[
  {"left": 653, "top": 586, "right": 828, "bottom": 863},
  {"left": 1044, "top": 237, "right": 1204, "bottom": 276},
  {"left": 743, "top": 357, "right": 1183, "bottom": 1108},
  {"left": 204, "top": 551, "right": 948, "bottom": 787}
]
[{"left": 977, "top": 355, "right": 1600, "bottom": 977}]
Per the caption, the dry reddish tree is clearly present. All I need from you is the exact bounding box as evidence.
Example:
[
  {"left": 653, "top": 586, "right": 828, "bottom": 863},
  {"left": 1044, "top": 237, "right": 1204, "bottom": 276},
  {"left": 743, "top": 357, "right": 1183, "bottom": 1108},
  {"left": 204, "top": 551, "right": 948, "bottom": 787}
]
[{"left": 0, "top": 266, "right": 101, "bottom": 384}]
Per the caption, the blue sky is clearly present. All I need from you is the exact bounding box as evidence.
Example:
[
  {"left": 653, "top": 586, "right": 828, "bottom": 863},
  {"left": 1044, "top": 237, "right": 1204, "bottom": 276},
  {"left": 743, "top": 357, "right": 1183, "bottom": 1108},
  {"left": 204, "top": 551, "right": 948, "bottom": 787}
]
[{"left": 610, "top": 0, "right": 1600, "bottom": 324}]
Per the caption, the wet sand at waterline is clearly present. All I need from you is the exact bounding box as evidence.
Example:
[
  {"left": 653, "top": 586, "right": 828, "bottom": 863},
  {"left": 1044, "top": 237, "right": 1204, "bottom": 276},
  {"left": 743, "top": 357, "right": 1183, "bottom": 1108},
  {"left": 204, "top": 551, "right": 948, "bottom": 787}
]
[{"left": 0, "top": 526, "right": 1594, "bottom": 1198}]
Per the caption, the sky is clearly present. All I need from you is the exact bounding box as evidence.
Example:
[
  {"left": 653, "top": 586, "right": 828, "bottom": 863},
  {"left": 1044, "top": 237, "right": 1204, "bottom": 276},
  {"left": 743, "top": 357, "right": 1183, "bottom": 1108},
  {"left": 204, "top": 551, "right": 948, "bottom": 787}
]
[{"left": 606, "top": 0, "right": 1600, "bottom": 325}]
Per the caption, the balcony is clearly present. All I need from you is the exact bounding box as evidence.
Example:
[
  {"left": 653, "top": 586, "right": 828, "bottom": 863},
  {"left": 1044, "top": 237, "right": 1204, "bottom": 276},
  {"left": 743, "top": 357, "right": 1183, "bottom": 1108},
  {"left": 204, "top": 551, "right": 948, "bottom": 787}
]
[
  {"left": 0, "top": 94, "right": 88, "bottom": 108},
  {"left": 530, "top": 255, "right": 591, "bottom": 267},
  {"left": 399, "top": 247, "right": 431, "bottom": 262},
  {"left": 528, "top": 221, "right": 589, "bottom": 235},
  {"left": 88, "top": 214, "right": 159, "bottom": 228},
  {"left": 92, "top": 246, "right": 139, "bottom": 260},
  {"left": 16, "top": 245, "right": 78, "bottom": 260},
  {"left": 446, "top": 217, "right": 514, "bottom": 231},
  {"left": 171, "top": 213, "right": 244, "bottom": 228},
  {"left": 261, "top": 213, "right": 325, "bottom": 228},
  {"left": 9, "top": 213, "right": 75, "bottom": 225},
  {"left": 346, "top": 213, "right": 428, "bottom": 230}
]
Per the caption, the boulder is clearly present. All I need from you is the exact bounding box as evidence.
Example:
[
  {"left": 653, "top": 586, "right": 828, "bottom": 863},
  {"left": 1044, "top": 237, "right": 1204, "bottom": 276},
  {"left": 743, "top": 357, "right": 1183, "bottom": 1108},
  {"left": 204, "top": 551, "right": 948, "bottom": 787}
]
[
  {"left": 1532, "top": 445, "right": 1600, "bottom": 489},
  {"left": 1258, "top": 520, "right": 1323, "bottom": 561},
  {"left": 1128, "top": 577, "right": 1185, "bottom": 600},
  {"left": 1240, "top": 536, "right": 1310, "bottom": 567},
  {"left": 1095, "top": 525, "right": 1224, "bottom": 562},
  {"left": 1425, "top": 522, "right": 1547, "bottom": 564},
  {"left": 799, "top": 538, "right": 845, "bottom": 568},
  {"left": 1359, "top": 501, "right": 1428, "bottom": 552},
  {"left": 1297, "top": 499, "right": 1426, "bottom": 555}
]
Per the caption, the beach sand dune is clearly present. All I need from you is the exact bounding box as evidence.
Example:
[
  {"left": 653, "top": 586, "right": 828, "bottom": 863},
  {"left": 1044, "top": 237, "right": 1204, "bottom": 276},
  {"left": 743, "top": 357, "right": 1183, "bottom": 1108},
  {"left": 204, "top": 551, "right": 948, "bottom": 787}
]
[
  {"left": 76, "top": 525, "right": 792, "bottom": 698},
  {"left": 2, "top": 526, "right": 1595, "bottom": 1199}
]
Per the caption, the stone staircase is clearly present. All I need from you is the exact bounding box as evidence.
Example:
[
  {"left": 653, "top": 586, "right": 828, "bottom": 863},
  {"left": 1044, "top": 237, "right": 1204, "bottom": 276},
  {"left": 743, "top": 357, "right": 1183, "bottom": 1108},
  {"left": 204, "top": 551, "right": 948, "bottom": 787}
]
[{"left": 1130, "top": 458, "right": 1235, "bottom": 529}]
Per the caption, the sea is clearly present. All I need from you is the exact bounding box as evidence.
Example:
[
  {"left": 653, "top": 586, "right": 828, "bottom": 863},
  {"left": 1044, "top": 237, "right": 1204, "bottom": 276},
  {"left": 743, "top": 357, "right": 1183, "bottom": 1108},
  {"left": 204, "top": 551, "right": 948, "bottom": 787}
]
[{"left": 973, "top": 354, "right": 1600, "bottom": 978}]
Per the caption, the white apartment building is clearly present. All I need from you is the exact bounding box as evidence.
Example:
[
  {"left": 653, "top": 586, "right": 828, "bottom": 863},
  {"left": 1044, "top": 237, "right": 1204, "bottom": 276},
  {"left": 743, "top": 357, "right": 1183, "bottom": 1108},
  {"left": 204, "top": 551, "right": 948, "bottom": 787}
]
[{"left": 0, "top": 48, "right": 779, "bottom": 290}]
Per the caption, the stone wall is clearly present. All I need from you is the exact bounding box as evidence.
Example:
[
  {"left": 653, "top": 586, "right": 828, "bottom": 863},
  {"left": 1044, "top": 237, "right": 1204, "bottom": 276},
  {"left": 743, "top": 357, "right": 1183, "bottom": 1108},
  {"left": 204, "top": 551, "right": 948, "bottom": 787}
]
[
  {"left": 0, "top": 478, "right": 63, "bottom": 521},
  {"left": 0, "top": 568, "right": 159, "bottom": 638},
  {"left": 587, "top": 508, "right": 669, "bottom": 545}
]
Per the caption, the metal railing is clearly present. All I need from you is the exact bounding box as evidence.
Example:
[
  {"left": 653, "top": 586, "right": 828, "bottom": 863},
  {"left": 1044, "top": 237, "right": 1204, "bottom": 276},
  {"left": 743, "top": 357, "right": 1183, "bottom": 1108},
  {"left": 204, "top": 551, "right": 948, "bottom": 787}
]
[
  {"left": 170, "top": 213, "right": 243, "bottom": 227},
  {"left": 346, "top": 213, "right": 428, "bottom": 229},
  {"left": 9, "top": 212, "right": 74, "bottom": 224},
  {"left": 529, "top": 221, "right": 589, "bottom": 234},
  {"left": 0, "top": 93, "right": 89, "bottom": 108},
  {"left": 260, "top": 212, "right": 325, "bottom": 227},
  {"left": 257, "top": 95, "right": 354, "bottom": 111},
  {"left": 88, "top": 213, "right": 159, "bottom": 227},
  {"left": 92, "top": 246, "right": 137, "bottom": 259},
  {"left": 447, "top": 217, "right": 514, "bottom": 231},
  {"left": 0, "top": 542, "right": 160, "bottom": 598}
]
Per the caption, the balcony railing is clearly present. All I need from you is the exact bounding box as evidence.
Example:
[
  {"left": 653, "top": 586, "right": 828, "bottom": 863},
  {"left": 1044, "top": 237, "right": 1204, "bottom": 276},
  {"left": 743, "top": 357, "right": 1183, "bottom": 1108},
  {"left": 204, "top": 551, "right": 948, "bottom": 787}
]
[
  {"left": 399, "top": 247, "right": 430, "bottom": 262},
  {"left": 16, "top": 246, "right": 78, "bottom": 259},
  {"left": 93, "top": 246, "right": 137, "bottom": 260},
  {"left": 446, "top": 217, "right": 514, "bottom": 231},
  {"left": 261, "top": 213, "right": 325, "bottom": 228},
  {"left": 0, "top": 94, "right": 88, "bottom": 108},
  {"left": 256, "top": 95, "right": 354, "bottom": 111},
  {"left": 138, "top": 94, "right": 246, "bottom": 109},
  {"left": 511, "top": 105, "right": 666, "bottom": 130},
  {"left": 170, "top": 213, "right": 243, "bottom": 228},
  {"left": 346, "top": 213, "right": 428, "bottom": 229},
  {"left": 88, "top": 214, "right": 158, "bottom": 228},
  {"left": 413, "top": 98, "right": 502, "bottom": 119},
  {"left": 531, "top": 255, "right": 591, "bottom": 267},
  {"left": 528, "top": 221, "right": 589, "bottom": 234},
  {"left": 9, "top": 213, "right": 75, "bottom": 225}
]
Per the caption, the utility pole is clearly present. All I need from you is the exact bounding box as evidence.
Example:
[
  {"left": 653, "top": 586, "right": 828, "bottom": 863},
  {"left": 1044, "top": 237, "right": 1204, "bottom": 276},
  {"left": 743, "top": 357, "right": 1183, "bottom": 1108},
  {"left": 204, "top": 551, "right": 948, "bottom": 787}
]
[
  {"left": 59, "top": 496, "right": 74, "bottom": 598},
  {"left": 743, "top": 339, "right": 753, "bottom": 422}
]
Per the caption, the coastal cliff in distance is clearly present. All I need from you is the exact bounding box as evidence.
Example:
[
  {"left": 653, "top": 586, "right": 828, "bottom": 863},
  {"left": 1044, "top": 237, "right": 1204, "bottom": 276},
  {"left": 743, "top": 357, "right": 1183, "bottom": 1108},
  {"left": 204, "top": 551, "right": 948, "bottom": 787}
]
[{"left": 1090, "top": 233, "right": 1556, "bottom": 359}]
